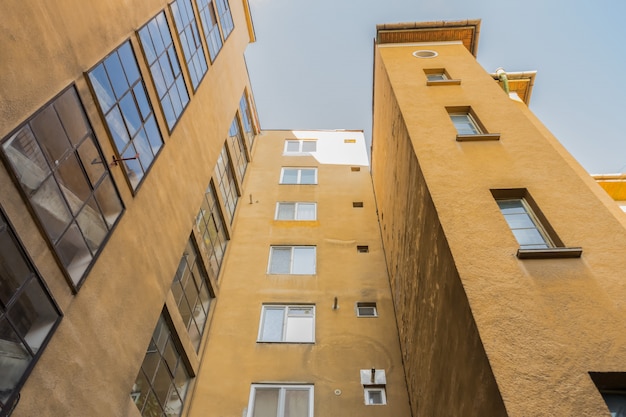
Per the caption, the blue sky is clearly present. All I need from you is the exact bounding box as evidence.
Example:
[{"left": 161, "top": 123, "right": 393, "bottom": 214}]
[{"left": 244, "top": 0, "right": 626, "bottom": 174}]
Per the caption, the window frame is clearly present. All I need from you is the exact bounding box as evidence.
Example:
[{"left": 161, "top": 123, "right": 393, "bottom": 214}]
[
  {"left": 257, "top": 304, "right": 315, "bottom": 343},
  {"left": 170, "top": 0, "right": 209, "bottom": 92},
  {"left": 0, "top": 207, "right": 62, "bottom": 412},
  {"left": 1, "top": 84, "right": 125, "bottom": 289},
  {"left": 279, "top": 167, "right": 318, "bottom": 185},
  {"left": 246, "top": 384, "right": 314, "bottom": 417},
  {"left": 424, "top": 68, "right": 461, "bottom": 85},
  {"left": 283, "top": 140, "right": 317, "bottom": 154},
  {"left": 267, "top": 246, "right": 316, "bottom": 275},
  {"left": 364, "top": 387, "right": 387, "bottom": 405},
  {"left": 274, "top": 202, "right": 317, "bottom": 221},
  {"left": 195, "top": 180, "right": 229, "bottom": 280},
  {"left": 214, "top": 143, "right": 240, "bottom": 223},
  {"left": 446, "top": 106, "right": 500, "bottom": 141},
  {"left": 195, "top": 0, "right": 223, "bottom": 62},
  {"left": 356, "top": 302, "right": 378, "bottom": 317}
]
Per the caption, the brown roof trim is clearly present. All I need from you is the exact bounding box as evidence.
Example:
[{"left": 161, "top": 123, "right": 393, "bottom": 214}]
[{"left": 376, "top": 19, "right": 481, "bottom": 56}]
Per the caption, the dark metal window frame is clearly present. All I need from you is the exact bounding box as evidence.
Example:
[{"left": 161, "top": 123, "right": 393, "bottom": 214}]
[
  {"left": 195, "top": 0, "right": 223, "bottom": 62},
  {"left": 228, "top": 113, "right": 248, "bottom": 179},
  {"left": 0, "top": 207, "right": 62, "bottom": 416},
  {"left": 239, "top": 90, "right": 256, "bottom": 148},
  {"left": 86, "top": 38, "right": 165, "bottom": 195},
  {"left": 195, "top": 180, "right": 229, "bottom": 280},
  {"left": 0, "top": 84, "right": 125, "bottom": 290},
  {"left": 214, "top": 0, "right": 234, "bottom": 40},
  {"left": 214, "top": 144, "right": 240, "bottom": 223},
  {"left": 170, "top": 0, "right": 209, "bottom": 92}
]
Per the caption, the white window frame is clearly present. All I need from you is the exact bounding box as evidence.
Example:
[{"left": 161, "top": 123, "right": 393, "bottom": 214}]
[
  {"left": 280, "top": 167, "right": 318, "bottom": 185},
  {"left": 246, "top": 384, "right": 314, "bottom": 417},
  {"left": 364, "top": 387, "right": 387, "bottom": 405},
  {"left": 356, "top": 302, "right": 378, "bottom": 317},
  {"left": 275, "top": 202, "right": 317, "bottom": 221},
  {"left": 267, "top": 246, "right": 316, "bottom": 274},
  {"left": 258, "top": 305, "right": 315, "bottom": 343},
  {"left": 284, "top": 139, "right": 317, "bottom": 154},
  {"left": 449, "top": 112, "right": 482, "bottom": 135},
  {"left": 426, "top": 72, "right": 447, "bottom": 81}
]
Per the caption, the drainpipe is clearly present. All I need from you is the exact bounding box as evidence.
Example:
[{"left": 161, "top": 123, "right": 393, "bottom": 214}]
[{"left": 495, "top": 67, "right": 509, "bottom": 94}]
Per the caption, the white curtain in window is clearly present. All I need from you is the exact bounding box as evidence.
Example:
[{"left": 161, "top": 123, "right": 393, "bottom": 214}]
[{"left": 292, "top": 247, "right": 315, "bottom": 274}]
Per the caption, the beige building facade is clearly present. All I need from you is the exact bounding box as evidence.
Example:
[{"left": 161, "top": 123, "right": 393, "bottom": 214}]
[{"left": 372, "top": 20, "right": 626, "bottom": 417}]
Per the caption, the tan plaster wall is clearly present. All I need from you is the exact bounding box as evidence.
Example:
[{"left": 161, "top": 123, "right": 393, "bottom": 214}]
[
  {"left": 0, "top": 0, "right": 255, "bottom": 416},
  {"left": 373, "top": 41, "right": 626, "bottom": 416},
  {"left": 187, "top": 131, "right": 411, "bottom": 417}
]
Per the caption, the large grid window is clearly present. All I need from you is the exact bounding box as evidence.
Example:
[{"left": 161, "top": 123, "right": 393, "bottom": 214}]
[
  {"left": 280, "top": 168, "right": 317, "bottom": 185},
  {"left": 131, "top": 314, "right": 191, "bottom": 417},
  {"left": 239, "top": 92, "right": 255, "bottom": 148},
  {"left": 195, "top": 181, "right": 228, "bottom": 279},
  {"left": 214, "top": 0, "right": 234, "bottom": 39},
  {"left": 247, "top": 384, "right": 313, "bottom": 417},
  {"left": 171, "top": 238, "right": 214, "bottom": 351},
  {"left": 171, "top": 0, "right": 208, "bottom": 91},
  {"left": 214, "top": 145, "right": 239, "bottom": 223},
  {"left": 138, "top": 12, "right": 190, "bottom": 131},
  {"left": 0, "top": 210, "right": 61, "bottom": 412},
  {"left": 196, "top": 0, "right": 223, "bottom": 62},
  {"left": 275, "top": 203, "right": 316, "bottom": 221},
  {"left": 258, "top": 305, "right": 315, "bottom": 343},
  {"left": 88, "top": 41, "right": 164, "bottom": 191},
  {"left": 1, "top": 87, "right": 124, "bottom": 287},
  {"left": 496, "top": 198, "right": 553, "bottom": 249},
  {"left": 268, "top": 246, "right": 316, "bottom": 275},
  {"left": 228, "top": 115, "right": 248, "bottom": 179}
]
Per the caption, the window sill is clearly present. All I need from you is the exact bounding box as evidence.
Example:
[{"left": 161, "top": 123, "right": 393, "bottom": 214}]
[
  {"left": 456, "top": 133, "right": 501, "bottom": 142},
  {"left": 426, "top": 79, "right": 461, "bottom": 86},
  {"left": 516, "top": 247, "right": 583, "bottom": 259}
]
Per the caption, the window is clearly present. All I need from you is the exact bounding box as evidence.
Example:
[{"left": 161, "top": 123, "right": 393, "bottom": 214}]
[
  {"left": 0, "top": 209, "right": 61, "bottom": 412},
  {"left": 88, "top": 41, "right": 164, "bottom": 191},
  {"left": 131, "top": 314, "right": 191, "bottom": 417},
  {"left": 284, "top": 140, "right": 316, "bottom": 154},
  {"left": 214, "top": 0, "right": 234, "bottom": 40},
  {"left": 449, "top": 112, "right": 481, "bottom": 135},
  {"left": 353, "top": 202, "right": 364, "bottom": 208},
  {"left": 1, "top": 87, "right": 124, "bottom": 287},
  {"left": 280, "top": 168, "right": 317, "bottom": 185},
  {"left": 214, "top": 144, "right": 239, "bottom": 223},
  {"left": 138, "top": 12, "right": 190, "bottom": 131},
  {"left": 496, "top": 198, "right": 553, "bottom": 250},
  {"left": 357, "top": 245, "right": 369, "bottom": 253},
  {"left": 239, "top": 91, "right": 256, "bottom": 147},
  {"left": 247, "top": 384, "right": 314, "bottom": 417},
  {"left": 351, "top": 167, "right": 361, "bottom": 172},
  {"left": 426, "top": 72, "right": 447, "bottom": 81},
  {"left": 171, "top": 0, "right": 208, "bottom": 91},
  {"left": 275, "top": 203, "right": 316, "bottom": 221},
  {"left": 268, "top": 246, "right": 316, "bottom": 275},
  {"left": 171, "top": 238, "right": 214, "bottom": 351},
  {"left": 195, "top": 181, "right": 228, "bottom": 279},
  {"left": 364, "top": 387, "right": 387, "bottom": 405},
  {"left": 228, "top": 115, "right": 248, "bottom": 179},
  {"left": 258, "top": 305, "right": 315, "bottom": 343},
  {"left": 602, "top": 393, "right": 626, "bottom": 417},
  {"left": 356, "top": 302, "right": 378, "bottom": 317},
  {"left": 196, "top": 0, "right": 223, "bottom": 61},
  {"left": 590, "top": 373, "right": 626, "bottom": 417}
]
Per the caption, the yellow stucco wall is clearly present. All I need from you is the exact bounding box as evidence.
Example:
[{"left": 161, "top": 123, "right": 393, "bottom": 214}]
[
  {"left": 373, "top": 40, "right": 626, "bottom": 416},
  {"left": 0, "top": 1, "right": 256, "bottom": 416},
  {"left": 188, "top": 130, "right": 411, "bottom": 417}
]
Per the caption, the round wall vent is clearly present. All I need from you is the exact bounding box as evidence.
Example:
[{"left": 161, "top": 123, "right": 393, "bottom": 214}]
[{"left": 412, "top": 50, "right": 438, "bottom": 58}]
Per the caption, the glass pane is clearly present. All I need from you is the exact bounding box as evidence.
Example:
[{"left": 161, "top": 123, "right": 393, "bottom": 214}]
[
  {"left": 162, "top": 338, "right": 179, "bottom": 375},
  {"left": 134, "top": 83, "right": 151, "bottom": 121},
  {"left": 252, "top": 388, "right": 279, "bottom": 417},
  {"left": 122, "top": 144, "right": 144, "bottom": 189},
  {"left": 152, "top": 362, "right": 173, "bottom": 407},
  {"left": 89, "top": 64, "right": 116, "bottom": 113},
  {"left": 0, "top": 318, "right": 32, "bottom": 404},
  {"left": 261, "top": 308, "right": 284, "bottom": 341},
  {"left": 55, "top": 89, "right": 89, "bottom": 146},
  {"left": 104, "top": 52, "right": 129, "bottom": 100},
  {"left": 142, "top": 390, "right": 161, "bottom": 417},
  {"left": 76, "top": 196, "right": 108, "bottom": 252},
  {"left": 3, "top": 126, "right": 51, "bottom": 193},
  {"left": 31, "top": 176, "right": 72, "bottom": 242},
  {"left": 284, "top": 389, "right": 309, "bottom": 417},
  {"left": 286, "top": 141, "right": 299, "bottom": 152},
  {"left": 93, "top": 175, "right": 123, "bottom": 227},
  {"left": 119, "top": 92, "right": 142, "bottom": 138},
  {"left": 296, "top": 203, "right": 315, "bottom": 220},
  {"left": 6, "top": 278, "right": 58, "bottom": 352},
  {"left": 299, "top": 169, "right": 316, "bottom": 185},
  {"left": 368, "top": 390, "right": 383, "bottom": 405},
  {"left": 503, "top": 213, "right": 535, "bottom": 229},
  {"left": 131, "top": 370, "right": 151, "bottom": 411},
  {"left": 285, "top": 316, "right": 313, "bottom": 342},
  {"left": 77, "top": 137, "right": 105, "bottom": 186},
  {"left": 281, "top": 169, "right": 297, "bottom": 184},
  {"left": 118, "top": 42, "right": 141, "bottom": 85},
  {"left": 269, "top": 248, "right": 291, "bottom": 274},
  {"left": 497, "top": 200, "right": 526, "bottom": 214},
  {"left": 144, "top": 117, "right": 163, "bottom": 155},
  {"left": 0, "top": 227, "right": 32, "bottom": 305},
  {"left": 148, "top": 19, "right": 165, "bottom": 55},
  {"left": 301, "top": 141, "right": 316, "bottom": 152},
  {"left": 105, "top": 106, "right": 130, "bottom": 152},
  {"left": 139, "top": 26, "right": 157, "bottom": 64},
  {"left": 292, "top": 247, "right": 315, "bottom": 274},
  {"left": 55, "top": 153, "right": 91, "bottom": 214},
  {"left": 511, "top": 228, "right": 548, "bottom": 248},
  {"left": 134, "top": 127, "right": 155, "bottom": 170},
  {"left": 277, "top": 203, "right": 295, "bottom": 220},
  {"left": 55, "top": 222, "right": 92, "bottom": 284},
  {"left": 141, "top": 340, "right": 160, "bottom": 382},
  {"left": 30, "top": 105, "right": 71, "bottom": 164},
  {"left": 602, "top": 393, "right": 626, "bottom": 417}
]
